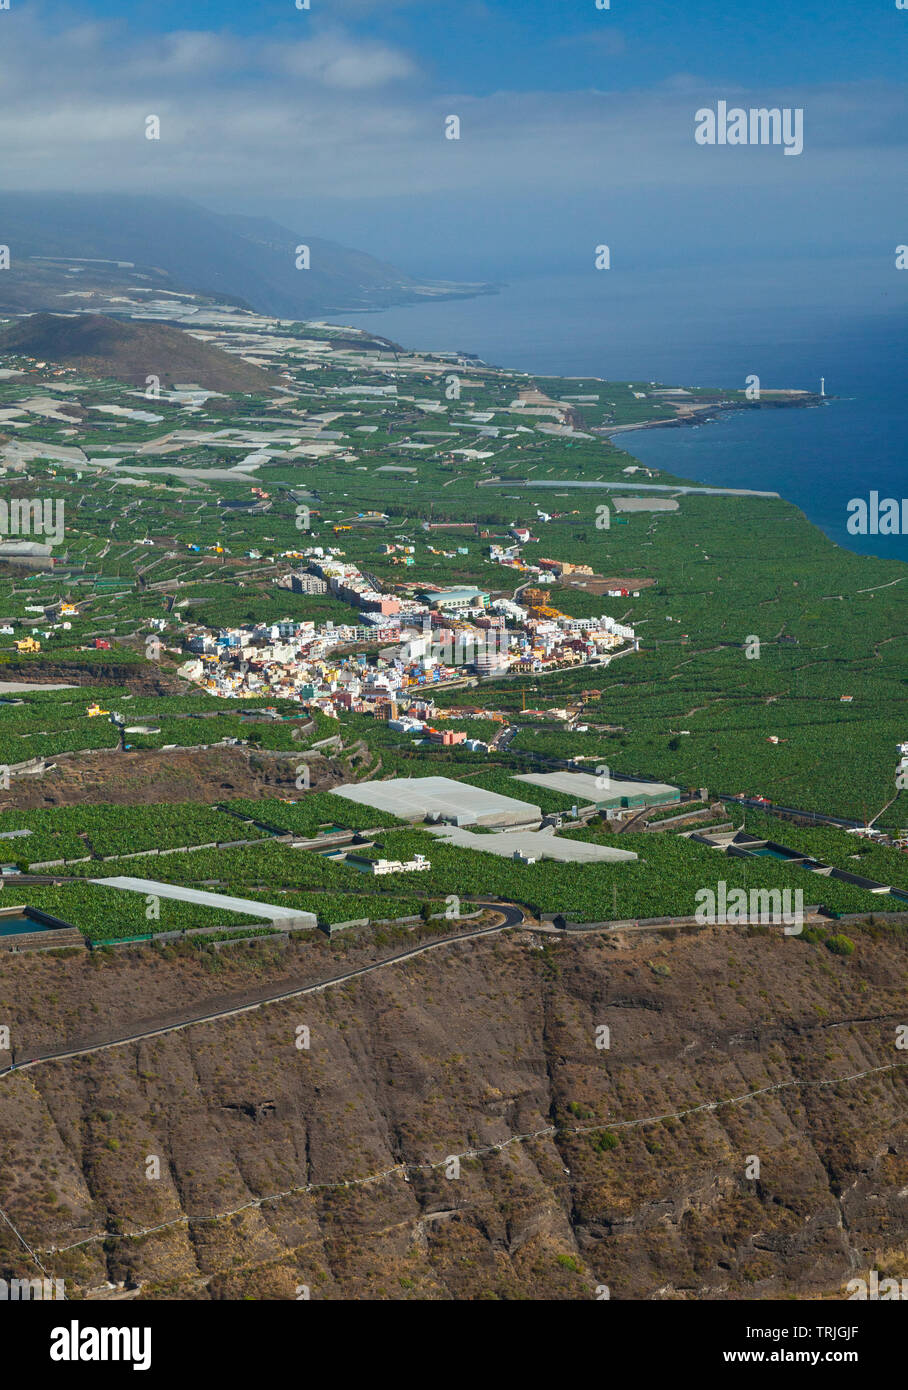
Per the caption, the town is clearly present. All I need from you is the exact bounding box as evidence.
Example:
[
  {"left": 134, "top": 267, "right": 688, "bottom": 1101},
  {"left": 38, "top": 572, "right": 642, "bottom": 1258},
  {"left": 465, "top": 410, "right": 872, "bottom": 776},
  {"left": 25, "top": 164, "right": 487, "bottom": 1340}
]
[{"left": 176, "top": 541, "right": 637, "bottom": 715}]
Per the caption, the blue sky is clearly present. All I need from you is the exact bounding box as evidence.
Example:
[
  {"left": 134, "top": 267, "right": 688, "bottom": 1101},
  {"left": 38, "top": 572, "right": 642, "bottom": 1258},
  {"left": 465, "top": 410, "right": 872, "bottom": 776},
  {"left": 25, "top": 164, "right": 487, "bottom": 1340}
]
[
  {"left": 82, "top": 0, "right": 908, "bottom": 90},
  {"left": 1, "top": 1, "right": 905, "bottom": 285},
  {"left": 76, "top": 0, "right": 906, "bottom": 91}
]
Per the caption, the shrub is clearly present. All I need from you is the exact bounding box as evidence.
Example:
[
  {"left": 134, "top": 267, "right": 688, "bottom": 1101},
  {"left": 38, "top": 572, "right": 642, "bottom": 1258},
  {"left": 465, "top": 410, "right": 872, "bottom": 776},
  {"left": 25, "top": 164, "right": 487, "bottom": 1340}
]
[{"left": 590, "top": 1130, "right": 619, "bottom": 1153}]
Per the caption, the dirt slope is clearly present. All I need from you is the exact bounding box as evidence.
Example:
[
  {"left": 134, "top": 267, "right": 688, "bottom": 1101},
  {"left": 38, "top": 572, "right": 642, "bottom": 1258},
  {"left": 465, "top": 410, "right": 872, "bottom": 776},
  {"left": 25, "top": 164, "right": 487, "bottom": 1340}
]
[
  {"left": 0, "top": 313, "right": 277, "bottom": 392},
  {"left": 0, "top": 919, "right": 904, "bottom": 1300}
]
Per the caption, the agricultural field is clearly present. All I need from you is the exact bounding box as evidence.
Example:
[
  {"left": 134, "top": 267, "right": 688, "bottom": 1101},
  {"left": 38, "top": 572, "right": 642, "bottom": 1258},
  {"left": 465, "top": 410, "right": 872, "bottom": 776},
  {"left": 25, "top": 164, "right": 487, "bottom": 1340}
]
[
  {"left": 52, "top": 819, "right": 894, "bottom": 927},
  {"left": 222, "top": 793, "right": 403, "bottom": 837},
  {"left": 307, "top": 824, "right": 891, "bottom": 921},
  {"left": 0, "top": 309, "right": 903, "bottom": 948},
  {"left": 734, "top": 808, "right": 908, "bottom": 893},
  {"left": 0, "top": 801, "right": 270, "bottom": 866},
  {"left": 22, "top": 881, "right": 258, "bottom": 943}
]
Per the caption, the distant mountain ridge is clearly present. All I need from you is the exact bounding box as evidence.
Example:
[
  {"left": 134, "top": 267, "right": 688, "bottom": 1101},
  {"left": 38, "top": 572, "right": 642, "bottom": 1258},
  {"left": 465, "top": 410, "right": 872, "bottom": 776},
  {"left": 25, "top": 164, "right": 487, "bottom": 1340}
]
[
  {"left": 0, "top": 313, "right": 278, "bottom": 393},
  {"left": 0, "top": 193, "right": 495, "bottom": 318}
]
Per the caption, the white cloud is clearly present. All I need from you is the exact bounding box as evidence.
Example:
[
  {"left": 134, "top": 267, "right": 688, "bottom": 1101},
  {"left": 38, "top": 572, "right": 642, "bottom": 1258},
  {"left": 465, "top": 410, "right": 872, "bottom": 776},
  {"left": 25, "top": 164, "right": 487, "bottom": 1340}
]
[
  {"left": 0, "top": 5, "right": 901, "bottom": 223},
  {"left": 270, "top": 35, "right": 418, "bottom": 88}
]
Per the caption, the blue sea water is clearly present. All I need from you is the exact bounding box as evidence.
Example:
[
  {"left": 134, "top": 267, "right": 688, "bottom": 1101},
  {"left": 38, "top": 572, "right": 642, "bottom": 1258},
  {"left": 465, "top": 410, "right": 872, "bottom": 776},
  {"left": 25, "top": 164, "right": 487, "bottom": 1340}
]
[{"left": 344, "top": 271, "right": 908, "bottom": 562}]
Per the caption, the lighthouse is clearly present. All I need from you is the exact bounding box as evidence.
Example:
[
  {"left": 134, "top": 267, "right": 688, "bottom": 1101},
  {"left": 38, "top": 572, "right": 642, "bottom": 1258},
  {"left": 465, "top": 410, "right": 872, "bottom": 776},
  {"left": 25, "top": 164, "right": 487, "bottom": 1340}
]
[{"left": 820, "top": 377, "right": 825, "bottom": 397}]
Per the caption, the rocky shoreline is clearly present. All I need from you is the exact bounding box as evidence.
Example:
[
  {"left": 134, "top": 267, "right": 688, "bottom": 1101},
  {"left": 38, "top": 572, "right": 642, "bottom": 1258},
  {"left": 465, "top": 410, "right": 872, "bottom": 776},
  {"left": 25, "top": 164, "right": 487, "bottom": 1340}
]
[{"left": 597, "top": 392, "right": 827, "bottom": 437}]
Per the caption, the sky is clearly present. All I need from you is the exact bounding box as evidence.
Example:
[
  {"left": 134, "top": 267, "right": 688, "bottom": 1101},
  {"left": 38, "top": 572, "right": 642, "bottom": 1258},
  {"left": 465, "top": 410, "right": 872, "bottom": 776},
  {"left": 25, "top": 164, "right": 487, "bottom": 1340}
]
[{"left": 1, "top": 0, "right": 906, "bottom": 283}]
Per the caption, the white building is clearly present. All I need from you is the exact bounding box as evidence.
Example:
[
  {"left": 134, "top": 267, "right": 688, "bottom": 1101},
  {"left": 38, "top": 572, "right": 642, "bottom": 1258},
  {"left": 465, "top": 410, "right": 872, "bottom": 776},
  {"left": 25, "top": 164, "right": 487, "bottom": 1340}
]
[{"left": 370, "top": 853, "right": 431, "bottom": 875}]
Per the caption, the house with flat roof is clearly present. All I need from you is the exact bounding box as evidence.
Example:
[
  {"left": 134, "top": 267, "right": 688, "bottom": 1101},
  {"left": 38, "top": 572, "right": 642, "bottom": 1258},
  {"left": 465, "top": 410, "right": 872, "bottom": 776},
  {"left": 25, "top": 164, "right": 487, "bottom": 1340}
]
[{"left": 424, "top": 587, "right": 490, "bottom": 610}]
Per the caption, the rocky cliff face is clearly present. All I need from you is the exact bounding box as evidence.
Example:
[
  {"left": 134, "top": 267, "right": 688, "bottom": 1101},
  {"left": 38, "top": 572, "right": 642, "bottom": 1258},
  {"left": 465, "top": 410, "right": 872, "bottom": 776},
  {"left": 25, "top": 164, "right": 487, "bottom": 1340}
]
[{"left": 0, "top": 918, "right": 904, "bottom": 1300}]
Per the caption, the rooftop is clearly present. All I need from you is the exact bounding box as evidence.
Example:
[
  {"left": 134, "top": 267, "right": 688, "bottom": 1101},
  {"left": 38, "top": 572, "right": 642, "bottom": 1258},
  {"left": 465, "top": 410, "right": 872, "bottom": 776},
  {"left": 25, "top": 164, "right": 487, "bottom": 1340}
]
[
  {"left": 426, "top": 824, "right": 637, "bottom": 864},
  {"left": 330, "top": 775, "right": 540, "bottom": 826},
  {"left": 513, "top": 770, "right": 680, "bottom": 805}
]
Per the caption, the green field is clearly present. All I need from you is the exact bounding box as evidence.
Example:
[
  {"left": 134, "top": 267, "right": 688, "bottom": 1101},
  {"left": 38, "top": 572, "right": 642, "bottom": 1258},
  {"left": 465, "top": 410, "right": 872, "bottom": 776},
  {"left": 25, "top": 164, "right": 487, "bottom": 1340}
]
[{"left": 0, "top": 320, "right": 902, "bottom": 936}]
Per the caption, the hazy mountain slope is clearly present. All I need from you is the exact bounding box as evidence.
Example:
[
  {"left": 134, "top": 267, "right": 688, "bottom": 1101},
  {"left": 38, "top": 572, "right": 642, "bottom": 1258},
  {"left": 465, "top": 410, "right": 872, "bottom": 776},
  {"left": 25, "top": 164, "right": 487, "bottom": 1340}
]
[{"left": 0, "top": 193, "right": 493, "bottom": 317}]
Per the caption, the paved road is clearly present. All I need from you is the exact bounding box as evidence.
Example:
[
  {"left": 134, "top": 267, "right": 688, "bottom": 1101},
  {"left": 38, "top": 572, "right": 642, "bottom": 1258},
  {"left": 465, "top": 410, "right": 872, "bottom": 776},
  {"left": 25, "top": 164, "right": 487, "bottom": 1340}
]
[
  {"left": 0, "top": 904, "right": 526, "bottom": 1076},
  {"left": 0, "top": 682, "right": 76, "bottom": 695}
]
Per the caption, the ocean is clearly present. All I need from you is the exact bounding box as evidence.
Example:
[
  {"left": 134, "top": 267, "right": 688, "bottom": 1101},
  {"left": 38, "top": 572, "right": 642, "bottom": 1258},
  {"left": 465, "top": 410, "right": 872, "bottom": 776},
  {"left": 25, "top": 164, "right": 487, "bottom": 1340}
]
[{"left": 344, "top": 271, "right": 908, "bottom": 562}]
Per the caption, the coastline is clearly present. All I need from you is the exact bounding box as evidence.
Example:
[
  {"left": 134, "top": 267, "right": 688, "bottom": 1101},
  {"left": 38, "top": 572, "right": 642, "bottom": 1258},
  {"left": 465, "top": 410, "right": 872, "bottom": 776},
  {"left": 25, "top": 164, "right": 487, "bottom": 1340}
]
[
  {"left": 595, "top": 392, "right": 827, "bottom": 438},
  {"left": 338, "top": 282, "right": 906, "bottom": 561}
]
